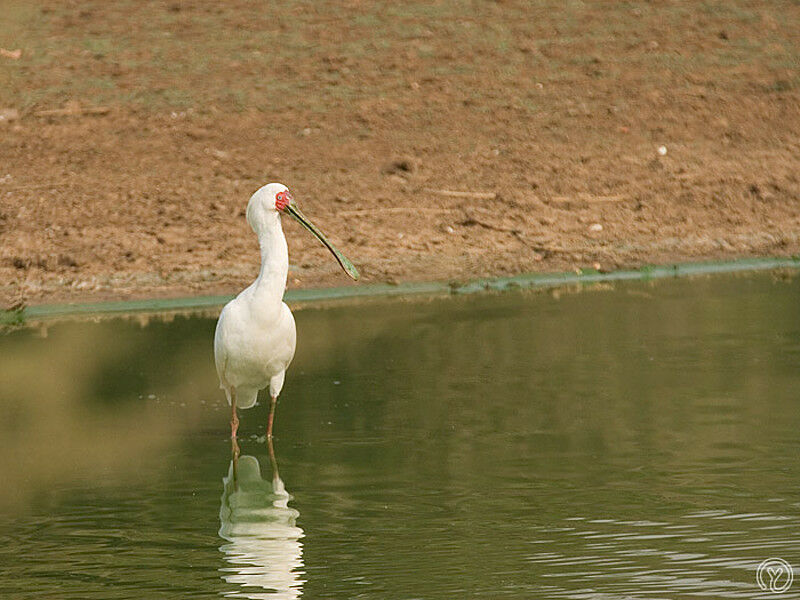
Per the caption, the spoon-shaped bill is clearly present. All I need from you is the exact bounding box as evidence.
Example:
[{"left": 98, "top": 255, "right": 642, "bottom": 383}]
[{"left": 285, "top": 203, "right": 360, "bottom": 280}]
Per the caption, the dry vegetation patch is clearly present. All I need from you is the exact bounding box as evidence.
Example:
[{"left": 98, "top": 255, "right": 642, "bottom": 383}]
[{"left": 1, "top": 0, "right": 799, "bottom": 305}]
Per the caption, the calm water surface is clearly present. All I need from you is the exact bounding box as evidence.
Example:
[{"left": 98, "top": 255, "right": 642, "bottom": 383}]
[{"left": 1, "top": 273, "right": 799, "bottom": 599}]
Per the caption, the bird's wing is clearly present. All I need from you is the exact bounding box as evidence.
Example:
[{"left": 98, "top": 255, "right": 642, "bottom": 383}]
[
  {"left": 214, "top": 302, "right": 233, "bottom": 387},
  {"left": 277, "top": 303, "right": 297, "bottom": 368}
]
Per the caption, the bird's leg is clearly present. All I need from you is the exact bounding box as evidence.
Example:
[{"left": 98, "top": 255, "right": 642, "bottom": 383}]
[
  {"left": 230, "top": 387, "right": 239, "bottom": 439},
  {"left": 231, "top": 435, "right": 240, "bottom": 490},
  {"left": 267, "top": 396, "right": 278, "bottom": 439},
  {"left": 267, "top": 434, "right": 280, "bottom": 483},
  {"left": 231, "top": 433, "right": 240, "bottom": 461}
]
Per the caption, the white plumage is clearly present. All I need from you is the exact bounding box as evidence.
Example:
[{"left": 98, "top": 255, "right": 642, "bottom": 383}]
[{"left": 214, "top": 183, "right": 358, "bottom": 438}]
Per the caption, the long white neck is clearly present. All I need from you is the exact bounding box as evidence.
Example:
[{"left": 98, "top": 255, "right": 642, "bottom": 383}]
[{"left": 251, "top": 213, "right": 289, "bottom": 310}]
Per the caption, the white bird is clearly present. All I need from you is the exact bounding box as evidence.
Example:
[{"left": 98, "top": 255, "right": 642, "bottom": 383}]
[{"left": 214, "top": 183, "right": 359, "bottom": 439}]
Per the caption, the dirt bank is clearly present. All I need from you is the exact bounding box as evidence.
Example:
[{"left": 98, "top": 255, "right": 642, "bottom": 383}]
[{"left": 1, "top": 0, "right": 799, "bottom": 307}]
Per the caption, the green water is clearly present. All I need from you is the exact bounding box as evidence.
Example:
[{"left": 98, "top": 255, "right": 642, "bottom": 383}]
[{"left": 1, "top": 273, "right": 799, "bottom": 599}]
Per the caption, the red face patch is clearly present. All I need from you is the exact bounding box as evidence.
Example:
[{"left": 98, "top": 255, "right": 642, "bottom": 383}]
[{"left": 275, "top": 190, "right": 292, "bottom": 211}]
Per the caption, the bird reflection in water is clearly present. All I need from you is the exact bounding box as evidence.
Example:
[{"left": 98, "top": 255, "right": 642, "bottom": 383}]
[{"left": 219, "top": 438, "right": 304, "bottom": 599}]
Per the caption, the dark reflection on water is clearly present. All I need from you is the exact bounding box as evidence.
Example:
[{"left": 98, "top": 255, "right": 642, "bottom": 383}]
[{"left": 1, "top": 273, "right": 800, "bottom": 599}]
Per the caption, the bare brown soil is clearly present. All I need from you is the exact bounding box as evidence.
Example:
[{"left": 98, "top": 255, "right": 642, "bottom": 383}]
[{"left": 1, "top": 1, "right": 799, "bottom": 307}]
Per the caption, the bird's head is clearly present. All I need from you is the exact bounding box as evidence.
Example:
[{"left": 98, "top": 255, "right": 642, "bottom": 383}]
[
  {"left": 245, "top": 182, "right": 359, "bottom": 280},
  {"left": 246, "top": 182, "right": 292, "bottom": 227}
]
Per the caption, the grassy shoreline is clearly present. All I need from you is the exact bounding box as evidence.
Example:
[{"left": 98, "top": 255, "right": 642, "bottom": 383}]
[{"left": 3, "top": 256, "right": 798, "bottom": 326}]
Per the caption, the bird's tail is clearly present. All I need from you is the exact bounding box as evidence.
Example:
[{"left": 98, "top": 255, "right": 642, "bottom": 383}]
[{"left": 236, "top": 387, "right": 259, "bottom": 410}]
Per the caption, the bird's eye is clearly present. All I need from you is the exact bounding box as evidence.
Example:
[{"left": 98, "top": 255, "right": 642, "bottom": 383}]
[{"left": 275, "top": 190, "right": 292, "bottom": 211}]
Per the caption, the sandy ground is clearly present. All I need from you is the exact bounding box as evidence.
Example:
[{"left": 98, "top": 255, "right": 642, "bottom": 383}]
[{"left": 1, "top": 0, "right": 799, "bottom": 307}]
